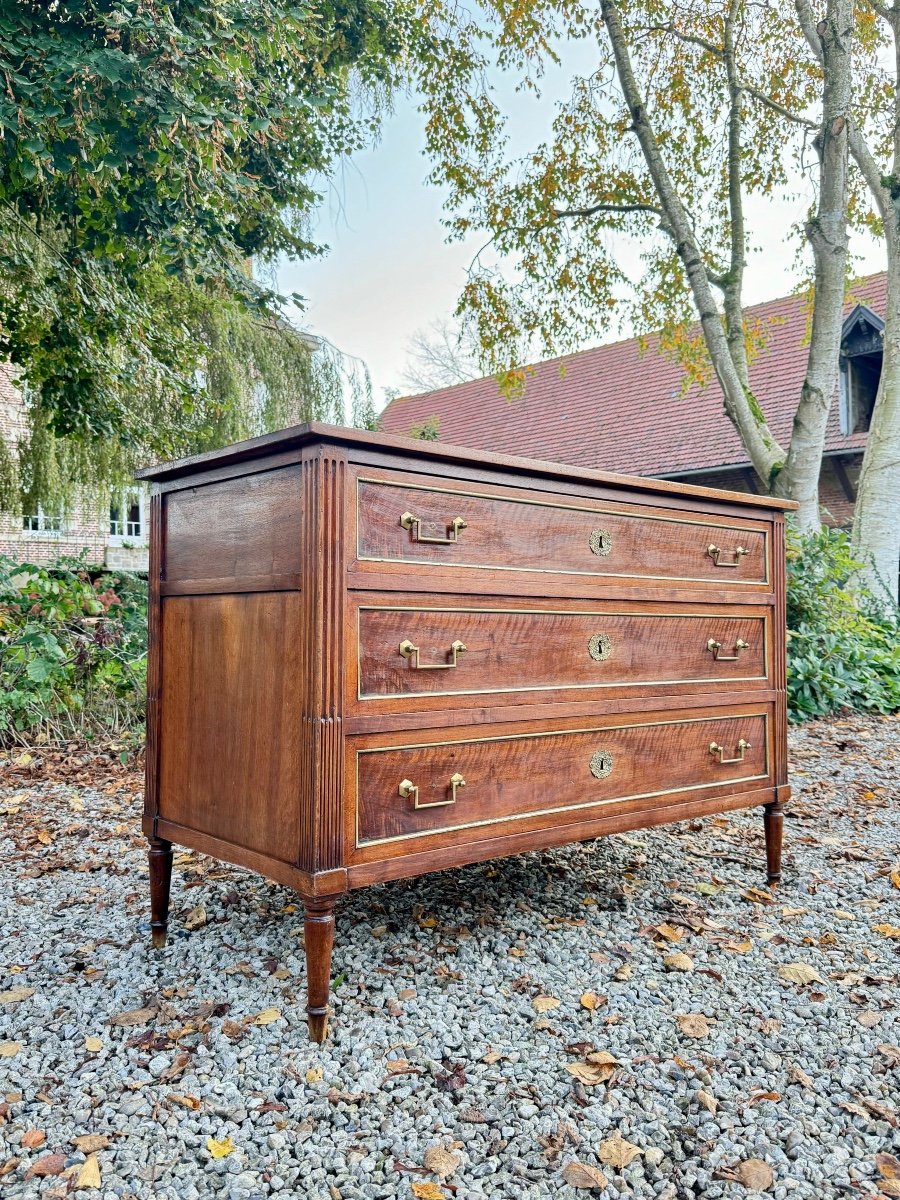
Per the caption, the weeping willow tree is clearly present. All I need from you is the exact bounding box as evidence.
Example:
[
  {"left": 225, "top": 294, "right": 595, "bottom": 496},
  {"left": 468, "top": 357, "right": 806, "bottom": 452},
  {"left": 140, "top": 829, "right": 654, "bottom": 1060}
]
[{"left": 0, "top": 0, "right": 406, "bottom": 519}]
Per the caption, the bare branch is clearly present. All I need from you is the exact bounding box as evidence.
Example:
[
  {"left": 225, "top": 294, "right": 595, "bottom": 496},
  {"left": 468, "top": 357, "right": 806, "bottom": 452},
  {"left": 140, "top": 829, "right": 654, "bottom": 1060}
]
[
  {"left": 552, "top": 201, "right": 663, "bottom": 219},
  {"left": 644, "top": 24, "right": 723, "bottom": 57},
  {"left": 742, "top": 83, "right": 817, "bottom": 129}
]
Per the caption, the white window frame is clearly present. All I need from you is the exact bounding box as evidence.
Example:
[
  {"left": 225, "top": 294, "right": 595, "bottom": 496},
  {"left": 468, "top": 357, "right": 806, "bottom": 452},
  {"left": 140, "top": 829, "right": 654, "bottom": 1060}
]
[
  {"left": 22, "top": 504, "right": 66, "bottom": 538},
  {"left": 108, "top": 487, "right": 148, "bottom": 546}
]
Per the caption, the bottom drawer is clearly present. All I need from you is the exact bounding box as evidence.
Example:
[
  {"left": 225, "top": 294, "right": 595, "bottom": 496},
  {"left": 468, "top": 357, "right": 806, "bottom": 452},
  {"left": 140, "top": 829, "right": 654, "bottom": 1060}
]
[{"left": 352, "top": 707, "right": 771, "bottom": 852}]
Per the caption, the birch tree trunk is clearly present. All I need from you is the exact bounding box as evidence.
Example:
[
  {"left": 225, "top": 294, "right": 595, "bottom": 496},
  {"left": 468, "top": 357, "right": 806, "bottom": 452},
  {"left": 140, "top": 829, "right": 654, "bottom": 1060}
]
[
  {"left": 775, "top": 0, "right": 851, "bottom": 532},
  {"left": 599, "top": 0, "right": 786, "bottom": 490}
]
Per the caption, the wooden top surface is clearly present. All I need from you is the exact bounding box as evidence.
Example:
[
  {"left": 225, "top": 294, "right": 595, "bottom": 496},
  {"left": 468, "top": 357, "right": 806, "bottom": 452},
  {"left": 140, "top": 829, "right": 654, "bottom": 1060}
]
[{"left": 136, "top": 421, "right": 798, "bottom": 511}]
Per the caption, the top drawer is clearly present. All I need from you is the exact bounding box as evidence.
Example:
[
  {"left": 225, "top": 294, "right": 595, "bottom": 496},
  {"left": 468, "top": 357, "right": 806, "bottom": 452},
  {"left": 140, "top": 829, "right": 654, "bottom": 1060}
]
[{"left": 354, "top": 474, "right": 771, "bottom": 591}]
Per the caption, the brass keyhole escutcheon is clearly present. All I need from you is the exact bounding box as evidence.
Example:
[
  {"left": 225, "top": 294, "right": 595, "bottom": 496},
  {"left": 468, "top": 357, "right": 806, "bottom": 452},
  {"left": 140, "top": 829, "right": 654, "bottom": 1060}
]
[
  {"left": 588, "top": 633, "right": 613, "bottom": 662},
  {"left": 589, "top": 528, "right": 612, "bottom": 557},
  {"left": 589, "top": 749, "right": 614, "bottom": 780}
]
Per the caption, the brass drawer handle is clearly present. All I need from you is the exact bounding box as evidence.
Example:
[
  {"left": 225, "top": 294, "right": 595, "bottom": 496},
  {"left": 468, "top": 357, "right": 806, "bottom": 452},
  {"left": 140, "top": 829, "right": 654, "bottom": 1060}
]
[
  {"left": 709, "top": 738, "right": 751, "bottom": 764},
  {"left": 400, "top": 511, "right": 467, "bottom": 544},
  {"left": 399, "top": 638, "right": 467, "bottom": 669},
  {"left": 707, "top": 543, "right": 750, "bottom": 568},
  {"left": 707, "top": 637, "right": 750, "bottom": 661},
  {"left": 399, "top": 773, "right": 466, "bottom": 809}
]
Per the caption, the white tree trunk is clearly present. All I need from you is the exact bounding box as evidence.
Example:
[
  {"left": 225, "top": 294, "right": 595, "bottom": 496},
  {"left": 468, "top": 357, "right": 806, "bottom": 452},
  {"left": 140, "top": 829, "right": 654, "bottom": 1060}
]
[
  {"left": 776, "top": 0, "right": 851, "bottom": 532},
  {"left": 852, "top": 226, "right": 900, "bottom": 605}
]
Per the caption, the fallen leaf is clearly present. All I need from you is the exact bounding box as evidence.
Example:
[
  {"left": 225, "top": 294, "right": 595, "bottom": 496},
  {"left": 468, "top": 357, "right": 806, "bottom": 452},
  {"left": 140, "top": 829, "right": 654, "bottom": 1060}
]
[
  {"left": 857, "top": 1010, "right": 882, "bottom": 1028},
  {"left": 777, "top": 963, "right": 823, "bottom": 986},
  {"left": 580, "top": 992, "right": 603, "bottom": 1012},
  {"left": 411, "top": 1183, "right": 445, "bottom": 1200},
  {"left": 0, "top": 1159, "right": 20, "bottom": 1178},
  {"left": 877, "top": 1152, "right": 900, "bottom": 1180},
  {"left": 877, "top": 1044, "right": 900, "bottom": 1065},
  {"left": 0, "top": 1042, "right": 23, "bottom": 1057},
  {"left": 184, "top": 905, "right": 207, "bottom": 931},
  {"left": 167, "top": 1094, "right": 201, "bottom": 1111},
  {"left": 25, "top": 1154, "right": 67, "bottom": 1180},
  {"left": 84, "top": 1037, "right": 103, "bottom": 1053},
  {"left": 0, "top": 987, "right": 34, "bottom": 1005},
  {"left": 306, "top": 1067, "right": 323, "bottom": 1084},
  {"left": 533, "top": 995, "right": 561, "bottom": 1013},
  {"left": 206, "top": 1136, "right": 235, "bottom": 1159},
  {"left": 586, "top": 1050, "right": 618, "bottom": 1066},
  {"left": 565, "top": 1062, "right": 613, "bottom": 1086},
  {"left": 697, "top": 1090, "right": 718, "bottom": 1114},
  {"left": 873, "top": 924, "right": 900, "bottom": 939},
  {"left": 458, "top": 1106, "right": 489, "bottom": 1123},
  {"left": 613, "top": 964, "right": 632, "bottom": 981},
  {"left": 733, "top": 1158, "right": 774, "bottom": 1190},
  {"left": 251, "top": 1007, "right": 282, "bottom": 1026},
  {"left": 72, "top": 1136, "right": 110, "bottom": 1153},
  {"left": 562, "top": 1162, "right": 608, "bottom": 1189},
  {"left": 160, "top": 1051, "right": 190, "bottom": 1081},
  {"left": 676, "top": 1013, "right": 709, "bottom": 1038},
  {"left": 76, "top": 1154, "right": 101, "bottom": 1189},
  {"left": 21, "top": 1130, "right": 45, "bottom": 1149},
  {"left": 663, "top": 952, "right": 693, "bottom": 972},
  {"left": 891, "top": 866, "right": 900, "bottom": 890},
  {"left": 655, "top": 923, "right": 684, "bottom": 942},
  {"left": 108, "top": 1007, "right": 156, "bottom": 1027},
  {"left": 435, "top": 1062, "right": 466, "bottom": 1092},
  {"left": 788, "top": 1064, "right": 814, "bottom": 1089},
  {"left": 598, "top": 1131, "right": 641, "bottom": 1169},
  {"left": 423, "top": 1146, "right": 461, "bottom": 1179},
  {"left": 36, "top": 830, "right": 52, "bottom": 845}
]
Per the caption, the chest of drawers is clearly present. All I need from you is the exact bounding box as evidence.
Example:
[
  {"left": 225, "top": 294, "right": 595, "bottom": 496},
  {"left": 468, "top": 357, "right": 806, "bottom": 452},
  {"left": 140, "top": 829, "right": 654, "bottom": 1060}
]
[{"left": 139, "top": 424, "right": 795, "bottom": 1041}]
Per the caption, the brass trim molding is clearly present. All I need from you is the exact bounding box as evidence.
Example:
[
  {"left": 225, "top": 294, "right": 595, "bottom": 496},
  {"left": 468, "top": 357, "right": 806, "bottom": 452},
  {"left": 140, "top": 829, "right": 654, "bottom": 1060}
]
[
  {"left": 355, "top": 476, "right": 772, "bottom": 587},
  {"left": 354, "top": 710, "right": 771, "bottom": 847}
]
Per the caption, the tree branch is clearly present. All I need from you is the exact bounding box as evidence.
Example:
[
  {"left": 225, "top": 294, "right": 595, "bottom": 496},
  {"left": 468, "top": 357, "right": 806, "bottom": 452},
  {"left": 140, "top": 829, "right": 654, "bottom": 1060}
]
[
  {"left": 795, "top": 0, "right": 824, "bottom": 63},
  {"left": 644, "top": 24, "right": 723, "bottom": 58},
  {"left": 742, "top": 83, "right": 817, "bottom": 130},
  {"left": 552, "top": 201, "right": 664, "bottom": 220}
]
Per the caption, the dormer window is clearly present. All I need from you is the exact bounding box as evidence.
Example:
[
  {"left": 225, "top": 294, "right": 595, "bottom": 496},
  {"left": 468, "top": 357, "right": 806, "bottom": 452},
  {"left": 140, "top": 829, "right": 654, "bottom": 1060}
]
[{"left": 839, "top": 304, "right": 884, "bottom": 435}]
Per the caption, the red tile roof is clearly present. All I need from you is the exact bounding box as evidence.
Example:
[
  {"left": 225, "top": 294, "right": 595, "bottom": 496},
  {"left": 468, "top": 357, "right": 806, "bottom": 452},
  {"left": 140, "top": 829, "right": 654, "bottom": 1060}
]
[{"left": 381, "top": 274, "right": 886, "bottom": 477}]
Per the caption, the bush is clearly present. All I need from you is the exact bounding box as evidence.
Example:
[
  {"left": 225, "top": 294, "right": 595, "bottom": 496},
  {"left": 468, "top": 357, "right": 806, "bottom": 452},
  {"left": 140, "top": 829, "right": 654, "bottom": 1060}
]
[
  {"left": 786, "top": 527, "right": 900, "bottom": 721},
  {"left": 0, "top": 554, "right": 147, "bottom": 746}
]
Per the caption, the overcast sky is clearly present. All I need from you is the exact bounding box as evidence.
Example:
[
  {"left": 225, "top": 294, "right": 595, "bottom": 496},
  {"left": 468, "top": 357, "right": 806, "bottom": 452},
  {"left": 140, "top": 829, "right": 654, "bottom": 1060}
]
[{"left": 276, "top": 68, "right": 886, "bottom": 416}]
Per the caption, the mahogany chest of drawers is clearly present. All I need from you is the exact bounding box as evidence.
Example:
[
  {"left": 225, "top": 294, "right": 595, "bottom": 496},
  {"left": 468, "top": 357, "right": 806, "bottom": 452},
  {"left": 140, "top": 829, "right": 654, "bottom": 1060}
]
[{"left": 138, "top": 424, "right": 795, "bottom": 1040}]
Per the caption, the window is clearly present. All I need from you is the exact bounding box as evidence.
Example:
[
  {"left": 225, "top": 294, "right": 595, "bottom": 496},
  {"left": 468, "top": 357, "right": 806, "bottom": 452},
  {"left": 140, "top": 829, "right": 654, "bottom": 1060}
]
[
  {"left": 839, "top": 305, "right": 884, "bottom": 435},
  {"left": 109, "top": 489, "right": 146, "bottom": 542},
  {"left": 22, "top": 505, "right": 65, "bottom": 536}
]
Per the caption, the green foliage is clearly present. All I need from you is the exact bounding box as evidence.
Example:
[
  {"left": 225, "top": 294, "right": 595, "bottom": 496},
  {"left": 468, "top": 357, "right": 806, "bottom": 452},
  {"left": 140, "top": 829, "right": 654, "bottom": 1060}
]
[
  {"left": 0, "top": 554, "right": 148, "bottom": 745},
  {"left": 0, "top": 0, "right": 409, "bottom": 507},
  {"left": 409, "top": 415, "right": 441, "bottom": 441},
  {"left": 786, "top": 527, "right": 900, "bottom": 721}
]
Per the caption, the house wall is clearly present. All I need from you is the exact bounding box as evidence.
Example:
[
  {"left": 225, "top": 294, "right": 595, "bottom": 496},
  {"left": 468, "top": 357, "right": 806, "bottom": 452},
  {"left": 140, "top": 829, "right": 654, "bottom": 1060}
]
[
  {"left": 0, "top": 364, "right": 148, "bottom": 570},
  {"left": 668, "top": 456, "right": 860, "bottom": 530}
]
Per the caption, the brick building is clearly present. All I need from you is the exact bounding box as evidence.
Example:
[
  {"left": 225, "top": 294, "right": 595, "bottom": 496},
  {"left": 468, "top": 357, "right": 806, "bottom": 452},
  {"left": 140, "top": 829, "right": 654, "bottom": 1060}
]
[
  {"left": 0, "top": 366, "right": 148, "bottom": 571},
  {"left": 381, "top": 274, "right": 888, "bottom": 526}
]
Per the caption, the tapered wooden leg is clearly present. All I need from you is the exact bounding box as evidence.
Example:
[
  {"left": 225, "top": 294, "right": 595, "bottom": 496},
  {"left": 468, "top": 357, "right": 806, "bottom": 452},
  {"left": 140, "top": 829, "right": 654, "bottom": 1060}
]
[
  {"left": 763, "top": 801, "right": 784, "bottom": 887},
  {"left": 304, "top": 899, "right": 336, "bottom": 1043},
  {"left": 148, "top": 836, "right": 173, "bottom": 949}
]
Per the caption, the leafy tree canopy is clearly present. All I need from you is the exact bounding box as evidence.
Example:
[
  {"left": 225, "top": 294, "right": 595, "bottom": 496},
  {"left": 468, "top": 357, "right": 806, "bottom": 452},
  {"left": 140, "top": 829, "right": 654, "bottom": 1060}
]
[{"left": 0, "top": 0, "right": 408, "bottom": 510}]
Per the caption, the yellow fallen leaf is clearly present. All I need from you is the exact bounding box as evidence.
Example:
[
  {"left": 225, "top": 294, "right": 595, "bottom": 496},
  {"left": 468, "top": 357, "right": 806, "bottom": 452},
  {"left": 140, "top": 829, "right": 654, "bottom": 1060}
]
[
  {"left": 0, "top": 1041, "right": 23, "bottom": 1057},
  {"left": 873, "top": 924, "right": 900, "bottom": 938},
  {"left": 84, "top": 1037, "right": 103, "bottom": 1053},
  {"left": 306, "top": 1067, "right": 323, "bottom": 1084},
  {"left": 76, "top": 1155, "right": 101, "bottom": 1189},
  {"left": 891, "top": 867, "right": 900, "bottom": 891},
  {"left": 613, "top": 964, "right": 632, "bottom": 981},
  {"left": 0, "top": 987, "right": 34, "bottom": 1005},
  {"left": 206, "top": 1136, "right": 235, "bottom": 1159},
  {"left": 655, "top": 923, "right": 684, "bottom": 941},
  {"left": 411, "top": 1183, "right": 445, "bottom": 1200},
  {"left": 36, "top": 830, "right": 52, "bottom": 845},
  {"left": 697, "top": 1089, "right": 718, "bottom": 1114},
  {"left": 580, "top": 992, "right": 603, "bottom": 1011},
  {"left": 72, "top": 1136, "right": 110, "bottom": 1153},
  {"left": 877, "top": 1153, "right": 900, "bottom": 1180},
  {"left": 663, "top": 952, "right": 693, "bottom": 972},
  {"left": 423, "top": 1146, "right": 461, "bottom": 1179},
  {"left": 777, "top": 962, "right": 823, "bottom": 985},
  {"left": 565, "top": 1062, "right": 613, "bottom": 1086},
  {"left": 532, "top": 995, "right": 560, "bottom": 1013},
  {"left": 599, "top": 1131, "right": 642, "bottom": 1169},
  {"left": 184, "top": 905, "right": 207, "bottom": 931},
  {"left": 251, "top": 1007, "right": 282, "bottom": 1026},
  {"left": 15, "top": 752, "right": 32, "bottom": 766}
]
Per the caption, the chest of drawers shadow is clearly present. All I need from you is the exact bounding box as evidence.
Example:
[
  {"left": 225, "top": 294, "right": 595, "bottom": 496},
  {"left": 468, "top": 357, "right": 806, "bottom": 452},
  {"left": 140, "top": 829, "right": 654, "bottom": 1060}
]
[{"left": 139, "top": 423, "right": 795, "bottom": 1041}]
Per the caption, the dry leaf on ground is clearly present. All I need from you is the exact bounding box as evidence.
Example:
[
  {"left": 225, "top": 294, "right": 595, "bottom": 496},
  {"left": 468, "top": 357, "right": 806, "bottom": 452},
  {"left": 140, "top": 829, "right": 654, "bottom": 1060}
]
[
  {"left": 663, "top": 952, "right": 694, "bottom": 972},
  {"left": 167, "top": 1094, "right": 201, "bottom": 1111},
  {"left": 0, "top": 1042, "right": 23, "bottom": 1057},
  {"left": 873, "top": 924, "right": 900, "bottom": 938},
  {"left": 598, "top": 1131, "right": 641, "bottom": 1168},
  {"left": 21, "top": 1130, "right": 45, "bottom": 1149},
  {"left": 533, "top": 995, "right": 561, "bottom": 1013},
  {"left": 0, "top": 987, "right": 34, "bottom": 1005},
  {"left": 580, "top": 992, "right": 603, "bottom": 1011},
  {"left": 411, "top": 1183, "right": 445, "bottom": 1200},
  {"left": 24, "top": 1154, "right": 67, "bottom": 1179},
  {"left": 84, "top": 1037, "right": 103, "bottom": 1053},
  {"left": 72, "top": 1136, "right": 110, "bottom": 1153},
  {"left": 184, "top": 904, "right": 207, "bottom": 930},
  {"left": 732, "top": 1158, "right": 775, "bottom": 1190},
  {"left": 877, "top": 1153, "right": 900, "bottom": 1180},
  {"left": 697, "top": 1090, "right": 718, "bottom": 1114},
  {"left": 250, "top": 1007, "right": 282, "bottom": 1025},
  {"left": 306, "top": 1067, "right": 323, "bottom": 1084},
  {"left": 676, "top": 1013, "right": 709, "bottom": 1038},
  {"left": 76, "top": 1154, "right": 101, "bottom": 1189},
  {"left": 776, "top": 963, "right": 823, "bottom": 986},
  {"left": 206, "top": 1136, "right": 235, "bottom": 1159},
  {"left": 423, "top": 1146, "right": 461, "bottom": 1178},
  {"left": 562, "top": 1162, "right": 608, "bottom": 1189},
  {"left": 108, "top": 1007, "right": 155, "bottom": 1027}
]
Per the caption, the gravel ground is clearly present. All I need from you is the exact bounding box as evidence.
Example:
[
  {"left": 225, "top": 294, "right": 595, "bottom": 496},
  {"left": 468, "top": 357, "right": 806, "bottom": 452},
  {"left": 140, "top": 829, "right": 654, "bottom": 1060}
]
[{"left": 0, "top": 712, "right": 898, "bottom": 1200}]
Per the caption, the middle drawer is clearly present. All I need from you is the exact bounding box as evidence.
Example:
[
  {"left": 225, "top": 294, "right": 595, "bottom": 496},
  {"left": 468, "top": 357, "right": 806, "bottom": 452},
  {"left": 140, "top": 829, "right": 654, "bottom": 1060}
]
[{"left": 351, "top": 596, "right": 772, "bottom": 711}]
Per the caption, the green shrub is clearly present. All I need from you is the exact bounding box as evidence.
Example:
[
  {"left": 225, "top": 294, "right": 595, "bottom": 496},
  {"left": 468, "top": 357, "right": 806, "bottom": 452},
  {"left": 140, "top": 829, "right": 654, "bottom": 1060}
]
[
  {"left": 0, "top": 554, "right": 147, "bottom": 745},
  {"left": 786, "top": 527, "right": 900, "bottom": 721}
]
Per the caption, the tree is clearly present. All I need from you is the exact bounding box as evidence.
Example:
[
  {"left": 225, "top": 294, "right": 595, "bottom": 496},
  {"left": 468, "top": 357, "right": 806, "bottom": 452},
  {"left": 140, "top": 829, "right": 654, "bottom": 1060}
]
[
  {"left": 0, "top": 0, "right": 408, "bottom": 510},
  {"left": 415, "top": 0, "right": 854, "bottom": 531},
  {"left": 401, "top": 318, "right": 483, "bottom": 392}
]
